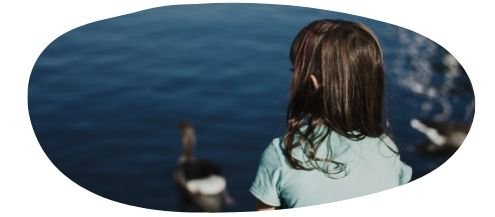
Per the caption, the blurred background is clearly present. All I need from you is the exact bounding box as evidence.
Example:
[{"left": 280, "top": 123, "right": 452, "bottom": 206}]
[{"left": 28, "top": 4, "right": 474, "bottom": 212}]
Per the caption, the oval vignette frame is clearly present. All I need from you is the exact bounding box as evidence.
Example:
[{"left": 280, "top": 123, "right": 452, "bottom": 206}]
[{"left": 28, "top": 3, "right": 475, "bottom": 212}]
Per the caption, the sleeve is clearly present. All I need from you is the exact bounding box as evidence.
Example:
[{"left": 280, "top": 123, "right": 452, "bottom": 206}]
[
  {"left": 380, "top": 135, "right": 413, "bottom": 185},
  {"left": 398, "top": 160, "right": 413, "bottom": 185},
  {"left": 249, "top": 140, "right": 283, "bottom": 207}
]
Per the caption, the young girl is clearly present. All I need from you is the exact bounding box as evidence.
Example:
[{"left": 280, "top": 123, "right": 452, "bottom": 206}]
[{"left": 250, "top": 19, "right": 412, "bottom": 210}]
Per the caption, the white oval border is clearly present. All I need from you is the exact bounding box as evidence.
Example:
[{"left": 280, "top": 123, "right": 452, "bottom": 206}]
[{"left": 1, "top": 0, "right": 492, "bottom": 216}]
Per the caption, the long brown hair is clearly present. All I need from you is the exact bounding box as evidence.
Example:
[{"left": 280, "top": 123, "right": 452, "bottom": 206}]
[{"left": 284, "top": 19, "right": 386, "bottom": 176}]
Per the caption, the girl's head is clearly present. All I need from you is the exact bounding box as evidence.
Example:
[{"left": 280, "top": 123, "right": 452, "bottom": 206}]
[
  {"left": 285, "top": 19, "right": 386, "bottom": 174},
  {"left": 288, "top": 19, "right": 385, "bottom": 137}
]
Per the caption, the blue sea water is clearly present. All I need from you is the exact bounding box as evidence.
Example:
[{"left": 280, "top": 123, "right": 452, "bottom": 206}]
[{"left": 28, "top": 4, "right": 474, "bottom": 212}]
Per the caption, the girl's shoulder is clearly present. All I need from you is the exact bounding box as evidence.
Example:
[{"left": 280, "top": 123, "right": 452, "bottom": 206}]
[
  {"left": 258, "top": 137, "right": 286, "bottom": 168},
  {"left": 376, "top": 134, "right": 400, "bottom": 153},
  {"left": 260, "top": 138, "right": 294, "bottom": 173}
]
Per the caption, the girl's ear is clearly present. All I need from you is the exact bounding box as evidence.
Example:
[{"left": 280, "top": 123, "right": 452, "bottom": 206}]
[{"left": 310, "top": 74, "right": 320, "bottom": 90}]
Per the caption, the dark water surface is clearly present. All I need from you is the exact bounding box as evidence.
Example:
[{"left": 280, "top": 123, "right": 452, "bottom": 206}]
[{"left": 29, "top": 4, "right": 474, "bottom": 211}]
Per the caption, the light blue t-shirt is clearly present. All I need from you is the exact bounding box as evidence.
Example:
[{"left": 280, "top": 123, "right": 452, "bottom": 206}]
[{"left": 250, "top": 129, "right": 412, "bottom": 208}]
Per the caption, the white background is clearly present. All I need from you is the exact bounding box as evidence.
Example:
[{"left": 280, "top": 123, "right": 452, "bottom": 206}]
[{"left": 1, "top": 0, "right": 494, "bottom": 216}]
